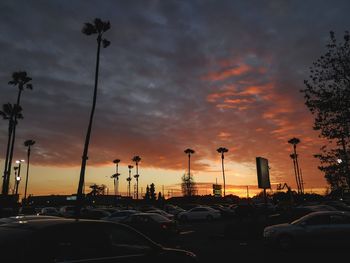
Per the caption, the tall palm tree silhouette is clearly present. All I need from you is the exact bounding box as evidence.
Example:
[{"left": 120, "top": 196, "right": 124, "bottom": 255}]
[
  {"left": 217, "top": 147, "right": 228, "bottom": 197},
  {"left": 184, "top": 148, "right": 195, "bottom": 197},
  {"left": 76, "top": 18, "right": 111, "bottom": 208},
  {"left": 132, "top": 156, "right": 141, "bottom": 199},
  {"left": 127, "top": 165, "right": 133, "bottom": 197},
  {"left": 2, "top": 72, "right": 32, "bottom": 195},
  {"left": 111, "top": 159, "right": 120, "bottom": 196},
  {"left": 0, "top": 103, "right": 23, "bottom": 195},
  {"left": 288, "top": 137, "right": 303, "bottom": 194},
  {"left": 23, "top": 139, "right": 35, "bottom": 204}
]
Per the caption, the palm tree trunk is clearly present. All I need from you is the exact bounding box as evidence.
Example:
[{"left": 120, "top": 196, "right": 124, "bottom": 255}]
[
  {"left": 5, "top": 90, "right": 23, "bottom": 195},
  {"left": 221, "top": 154, "right": 226, "bottom": 197},
  {"left": 2, "top": 120, "right": 13, "bottom": 194},
  {"left": 77, "top": 35, "right": 102, "bottom": 213}
]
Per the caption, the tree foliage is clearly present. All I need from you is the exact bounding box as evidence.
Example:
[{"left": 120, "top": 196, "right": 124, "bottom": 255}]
[
  {"left": 87, "top": 184, "right": 106, "bottom": 196},
  {"left": 302, "top": 31, "right": 350, "bottom": 189},
  {"left": 149, "top": 183, "right": 156, "bottom": 201},
  {"left": 181, "top": 173, "right": 197, "bottom": 197}
]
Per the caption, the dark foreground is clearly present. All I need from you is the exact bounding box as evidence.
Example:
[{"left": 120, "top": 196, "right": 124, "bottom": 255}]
[{"left": 172, "top": 218, "right": 349, "bottom": 263}]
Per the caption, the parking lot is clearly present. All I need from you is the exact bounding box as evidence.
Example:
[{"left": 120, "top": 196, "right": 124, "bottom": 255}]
[
  {"left": 169, "top": 218, "right": 350, "bottom": 263},
  {"left": 1, "top": 202, "right": 350, "bottom": 263}
]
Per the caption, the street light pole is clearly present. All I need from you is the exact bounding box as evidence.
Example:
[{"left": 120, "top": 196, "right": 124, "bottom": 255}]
[
  {"left": 12, "top": 166, "right": 19, "bottom": 194},
  {"left": 15, "top": 160, "right": 24, "bottom": 201}
]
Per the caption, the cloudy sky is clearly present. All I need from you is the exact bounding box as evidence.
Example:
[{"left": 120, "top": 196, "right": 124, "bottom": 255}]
[{"left": 1, "top": 0, "right": 349, "bottom": 197}]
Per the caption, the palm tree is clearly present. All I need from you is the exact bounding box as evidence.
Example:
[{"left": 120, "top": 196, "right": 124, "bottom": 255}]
[
  {"left": 23, "top": 139, "right": 35, "bottom": 204},
  {"left": 184, "top": 148, "right": 195, "bottom": 197},
  {"left": 111, "top": 159, "right": 120, "bottom": 196},
  {"left": 76, "top": 18, "right": 111, "bottom": 208},
  {"left": 0, "top": 103, "right": 23, "bottom": 195},
  {"left": 288, "top": 137, "right": 303, "bottom": 194},
  {"left": 127, "top": 165, "right": 133, "bottom": 197},
  {"left": 6, "top": 72, "right": 32, "bottom": 195},
  {"left": 217, "top": 147, "right": 229, "bottom": 197},
  {"left": 132, "top": 156, "right": 141, "bottom": 199}
]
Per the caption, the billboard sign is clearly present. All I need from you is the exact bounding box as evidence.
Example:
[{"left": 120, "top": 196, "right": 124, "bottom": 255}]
[{"left": 256, "top": 157, "right": 271, "bottom": 189}]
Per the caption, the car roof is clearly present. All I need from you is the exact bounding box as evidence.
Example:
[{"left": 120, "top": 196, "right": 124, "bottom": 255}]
[{"left": 307, "top": 211, "right": 350, "bottom": 216}]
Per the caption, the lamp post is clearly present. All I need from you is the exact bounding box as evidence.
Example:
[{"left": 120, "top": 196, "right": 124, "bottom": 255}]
[
  {"left": 24, "top": 139, "right": 35, "bottom": 205},
  {"left": 15, "top": 160, "right": 24, "bottom": 198},
  {"left": 112, "top": 159, "right": 120, "bottom": 196},
  {"left": 12, "top": 166, "right": 19, "bottom": 195},
  {"left": 184, "top": 148, "right": 195, "bottom": 197},
  {"left": 288, "top": 138, "right": 304, "bottom": 194},
  {"left": 132, "top": 156, "right": 141, "bottom": 199},
  {"left": 127, "top": 165, "right": 133, "bottom": 198},
  {"left": 217, "top": 147, "right": 228, "bottom": 197}
]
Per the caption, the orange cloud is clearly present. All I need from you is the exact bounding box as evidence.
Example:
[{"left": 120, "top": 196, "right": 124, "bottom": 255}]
[{"left": 202, "top": 64, "right": 251, "bottom": 81}]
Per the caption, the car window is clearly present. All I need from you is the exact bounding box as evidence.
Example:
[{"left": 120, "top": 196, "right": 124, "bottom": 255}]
[
  {"left": 330, "top": 215, "right": 350, "bottom": 224},
  {"left": 305, "top": 215, "right": 331, "bottom": 225},
  {"left": 104, "top": 224, "right": 154, "bottom": 256}
]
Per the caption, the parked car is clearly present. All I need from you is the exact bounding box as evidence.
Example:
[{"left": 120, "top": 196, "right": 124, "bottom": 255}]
[
  {"left": 232, "top": 203, "right": 256, "bottom": 218},
  {"left": 322, "top": 201, "right": 350, "bottom": 211},
  {"left": 0, "top": 215, "right": 61, "bottom": 225},
  {"left": 146, "top": 209, "right": 175, "bottom": 220},
  {"left": 18, "top": 206, "right": 37, "bottom": 215},
  {"left": 0, "top": 218, "right": 197, "bottom": 262},
  {"left": 267, "top": 205, "right": 339, "bottom": 225},
  {"left": 164, "top": 205, "right": 186, "bottom": 218},
  {"left": 102, "top": 210, "right": 139, "bottom": 222},
  {"left": 264, "top": 211, "right": 350, "bottom": 249},
  {"left": 210, "top": 204, "right": 236, "bottom": 217},
  {"left": 80, "top": 208, "right": 111, "bottom": 220},
  {"left": 120, "top": 213, "right": 178, "bottom": 242},
  {"left": 37, "top": 207, "right": 60, "bottom": 216},
  {"left": 178, "top": 206, "right": 221, "bottom": 221},
  {"left": 59, "top": 205, "right": 76, "bottom": 218},
  {"left": 100, "top": 207, "right": 120, "bottom": 214}
]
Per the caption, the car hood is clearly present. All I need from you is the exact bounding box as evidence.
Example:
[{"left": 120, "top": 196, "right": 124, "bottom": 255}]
[
  {"left": 162, "top": 247, "right": 197, "bottom": 259},
  {"left": 264, "top": 223, "right": 291, "bottom": 231}
]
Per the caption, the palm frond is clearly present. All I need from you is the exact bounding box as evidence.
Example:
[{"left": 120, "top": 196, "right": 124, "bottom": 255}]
[
  {"left": 94, "top": 18, "right": 104, "bottom": 32},
  {"left": 102, "top": 21, "right": 111, "bottom": 32},
  {"left": 102, "top": 39, "right": 110, "bottom": 48},
  {"left": 82, "top": 22, "right": 96, "bottom": 35}
]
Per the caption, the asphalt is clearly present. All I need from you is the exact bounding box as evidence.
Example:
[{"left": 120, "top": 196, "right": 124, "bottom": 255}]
[{"left": 163, "top": 218, "right": 349, "bottom": 263}]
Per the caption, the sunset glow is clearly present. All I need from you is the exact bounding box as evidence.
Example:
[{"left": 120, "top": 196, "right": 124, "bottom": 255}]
[{"left": 1, "top": 0, "right": 347, "bottom": 198}]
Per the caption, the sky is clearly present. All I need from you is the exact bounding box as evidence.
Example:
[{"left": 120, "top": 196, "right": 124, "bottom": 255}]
[{"left": 1, "top": 0, "right": 350, "bottom": 198}]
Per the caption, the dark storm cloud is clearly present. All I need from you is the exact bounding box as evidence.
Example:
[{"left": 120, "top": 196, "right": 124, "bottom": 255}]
[{"left": 1, "top": 0, "right": 350, "bottom": 186}]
